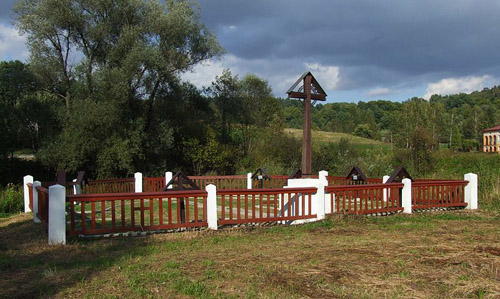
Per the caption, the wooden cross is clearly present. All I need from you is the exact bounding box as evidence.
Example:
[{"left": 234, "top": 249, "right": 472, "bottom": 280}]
[{"left": 286, "top": 72, "right": 327, "bottom": 175}]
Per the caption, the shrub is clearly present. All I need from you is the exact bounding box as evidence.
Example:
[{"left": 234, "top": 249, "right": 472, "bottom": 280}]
[{"left": 0, "top": 184, "right": 23, "bottom": 217}]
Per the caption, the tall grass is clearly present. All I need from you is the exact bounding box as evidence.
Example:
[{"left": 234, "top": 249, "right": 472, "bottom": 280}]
[{"left": 0, "top": 184, "right": 23, "bottom": 217}]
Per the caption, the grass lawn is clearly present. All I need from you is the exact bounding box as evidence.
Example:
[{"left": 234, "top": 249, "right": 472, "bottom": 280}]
[{"left": 1, "top": 210, "right": 499, "bottom": 298}]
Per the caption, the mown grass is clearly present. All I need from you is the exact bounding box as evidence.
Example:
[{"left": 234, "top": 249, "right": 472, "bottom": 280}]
[{"left": 1, "top": 210, "right": 499, "bottom": 298}]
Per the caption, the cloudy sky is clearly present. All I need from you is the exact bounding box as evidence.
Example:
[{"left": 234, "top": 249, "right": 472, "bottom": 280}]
[{"left": 1, "top": 0, "right": 500, "bottom": 102}]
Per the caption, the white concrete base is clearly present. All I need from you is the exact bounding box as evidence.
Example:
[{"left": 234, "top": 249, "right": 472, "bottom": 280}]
[{"left": 283, "top": 178, "right": 326, "bottom": 224}]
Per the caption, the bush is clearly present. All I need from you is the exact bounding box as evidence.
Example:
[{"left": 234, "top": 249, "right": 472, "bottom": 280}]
[{"left": 0, "top": 184, "right": 23, "bottom": 217}]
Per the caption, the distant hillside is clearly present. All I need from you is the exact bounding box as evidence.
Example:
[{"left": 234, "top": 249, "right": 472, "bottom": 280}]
[
  {"left": 284, "top": 128, "right": 391, "bottom": 149},
  {"left": 282, "top": 85, "right": 500, "bottom": 150}
]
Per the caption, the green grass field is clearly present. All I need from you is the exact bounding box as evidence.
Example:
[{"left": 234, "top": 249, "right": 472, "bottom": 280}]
[
  {"left": 285, "top": 128, "right": 391, "bottom": 150},
  {"left": 1, "top": 210, "right": 499, "bottom": 298}
]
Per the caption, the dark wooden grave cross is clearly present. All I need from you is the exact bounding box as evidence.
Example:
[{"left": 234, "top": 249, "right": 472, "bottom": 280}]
[
  {"left": 251, "top": 168, "right": 270, "bottom": 189},
  {"left": 346, "top": 166, "right": 367, "bottom": 185},
  {"left": 163, "top": 171, "right": 200, "bottom": 223},
  {"left": 287, "top": 72, "right": 327, "bottom": 175}
]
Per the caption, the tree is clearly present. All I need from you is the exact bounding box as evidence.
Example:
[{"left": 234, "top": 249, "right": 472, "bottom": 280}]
[
  {"left": 206, "top": 69, "right": 242, "bottom": 144},
  {"left": 14, "top": 0, "right": 223, "bottom": 177},
  {"left": 353, "top": 124, "right": 372, "bottom": 139},
  {"left": 14, "top": 0, "right": 223, "bottom": 112},
  {"left": 0, "top": 61, "right": 40, "bottom": 158}
]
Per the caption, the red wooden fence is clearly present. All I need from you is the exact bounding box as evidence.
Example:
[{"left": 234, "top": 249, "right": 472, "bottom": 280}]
[
  {"left": 27, "top": 183, "right": 33, "bottom": 211},
  {"left": 326, "top": 176, "right": 383, "bottom": 186},
  {"left": 412, "top": 180, "right": 468, "bottom": 209},
  {"left": 144, "top": 177, "right": 165, "bottom": 192},
  {"left": 36, "top": 186, "right": 49, "bottom": 227},
  {"left": 326, "top": 183, "right": 404, "bottom": 215},
  {"left": 217, "top": 187, "right": 317, "bottom": 225},
  {"left": 189, "top": 175, "right": 247, "bottom": 190},
  {"left": 82, "top": 178, "right": 135, "bottom": 194},
  {"left": 66, "top": 190, "right": 207, "bottom": 236},
  {"left": 252, "top": 175, "right": 289, "bottom": 189}
]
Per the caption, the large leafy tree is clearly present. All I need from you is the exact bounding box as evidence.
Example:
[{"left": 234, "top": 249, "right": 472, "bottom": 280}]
[
  {"left": 14, "top": 0, "right": 223, "bottom": 177},
  {"left": 0, "top": 61, "right": 41, "bottom": 158}
]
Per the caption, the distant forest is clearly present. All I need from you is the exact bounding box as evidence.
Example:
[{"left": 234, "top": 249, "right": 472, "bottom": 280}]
[
  {"left": 2, "top": 58, "right": 499, "bottom": 181},
  {"left": 282, "top": 86, "right": 500, "bottom": 150}
]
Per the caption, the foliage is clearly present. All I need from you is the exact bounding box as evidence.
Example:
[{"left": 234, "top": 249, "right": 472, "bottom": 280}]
[
  {"left": 0, "top": 184, "right": 23, "bottom": 217},
  {"left": 353, "top": 124, "right": 372, "bottom": 139},
  {"left": 283, "top": 86, "right": 500, "bottom": 151}
]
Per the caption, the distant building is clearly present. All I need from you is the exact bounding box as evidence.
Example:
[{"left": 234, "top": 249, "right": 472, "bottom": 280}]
[{"left": 482, "top": 125, "right": 500, "bottom": 153}]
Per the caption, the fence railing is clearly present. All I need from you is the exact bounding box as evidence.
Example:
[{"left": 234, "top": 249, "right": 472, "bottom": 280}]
[
  {"left": 326, "top": 176, "right": 383, "bottom": 186},
  {"left": 27, "top": 183, "right": 33, "bottom": 211},
  {"left": 253, "top": 175, "right": 289, "bottom": 189},
  {"left": 23, "top": 172, "right": 478, "bottom": 244},
  {"left": 412, "top": 180, "right": 468, "bottom": 209},
  {"left": 189, "top": 175, "right": 247, "bottom": 190},
  {"left": 217, "top": 187, "right": 317, "bottom": 225},
  {"left": 144, "top": 177, "right": 165, "bottom": 192},
  {"left": 65, "top": 190, "right": 207, "bottom": 236},
  {"left": 326, "top": 183, "right": 404, "bottom": 215},
  {"left": 82, "top": 178, "right": 135, "bottom": 194},
  {"left": 36, "top": 186, "right": 49, "bottom": 227}
]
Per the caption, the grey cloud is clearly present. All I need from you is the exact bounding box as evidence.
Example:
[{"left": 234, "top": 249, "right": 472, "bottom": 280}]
[{"left": 198, "top": 0, "right": 500, "bottom": 91}]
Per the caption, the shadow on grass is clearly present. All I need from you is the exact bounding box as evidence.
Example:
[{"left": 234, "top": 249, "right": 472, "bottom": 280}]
[{"left": 0, "top": 214, "right": 156, "bottom": 298}]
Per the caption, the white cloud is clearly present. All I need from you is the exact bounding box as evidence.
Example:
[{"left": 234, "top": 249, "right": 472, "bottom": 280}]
[
  {"left": 0, "top": 24, "right": 28, "bottom": 61},
  {"left": 423, "top": 75, "right": 493, "bottom": 100},
  {"left": 365, "top": 87, "right": 398, "bottom": 98},
  {"left": 304, "top": 63, "right": 340, "bottom": 90},
  {"left": 181, "top": 56, "right": 343, "bottom": 98}
]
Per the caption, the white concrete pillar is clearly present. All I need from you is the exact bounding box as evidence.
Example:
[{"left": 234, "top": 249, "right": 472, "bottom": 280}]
[
  {"left": 32, "top": 181, "right": 41, "bottom": 223},
  {"left": 401, "top": 178, "right": 412, "bottom": 214},
  {"left": 23, "top": 175, "right": 33, "bottom": 213},
  {"left": 382, "top": 175, "right": 390, "bottom": 202},
  {"left": 48, "top": 184, "right": 66, "bottom": 245},
  {"left": 247, "top": 172, "right": 252, "bottom": 189},
  {"left": 319, "top": 170, "right": 329, "bottom": 214},
  {"left": 316, "top": 179, "right": 326, "bottom": 221},
  {"left": 464, "top": 173, "right": 478, "bottom": 210},
  {"left": 165, "top": 171, "right": 173, "bottom": 189},
  {"left": 206, "top": 184, "right": 218, "bottom": 230},
  {"left": 134, "top": 172, "right": 143, "bottom": 193}
]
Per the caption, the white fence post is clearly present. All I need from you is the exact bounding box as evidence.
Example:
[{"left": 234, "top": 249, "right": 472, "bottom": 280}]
[
  {"left": 464, "top": 173, "right": 478, "bottom": 210},
  {"left": 382, "top": 175, "right": 390, "bottom": 202},
  {"left": 206, "top": 184, "right": 218, "bottom": 230},
  {"left": 319, "top": 170, "right": 329, "bottom": 216},
  {"left": 32, "top": 181, "right": 41, "bottom": 223},
  {"left": 72, "top": 179, "right": 82, "bottom": 195},
  {"left": 23, "top": 175, "right": 33, "bottom": 213},
  {"left": 401, "top": 178, "right": 412, "bottom": 214},
  {"left": 165, "top": 171, "right": 173, "bottom": 189},
  {"left": 134, "top": 172, "right": 143, "bottom": 193},
  {"left": 317, "top": 179, "right": 327, "bottom": 221},
  {"left": 247, "top": 172, "right": 252, "bottom": 189},
  {"left": 48, "top": 184, "right": 66, "bottom": 245}
]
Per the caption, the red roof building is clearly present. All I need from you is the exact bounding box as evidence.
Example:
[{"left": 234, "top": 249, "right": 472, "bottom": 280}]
[{"left": 482, "top": 125, "right": 500, "bottom": 153}]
